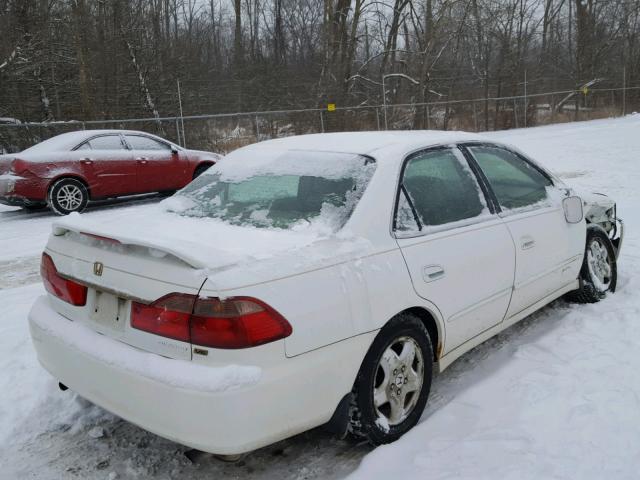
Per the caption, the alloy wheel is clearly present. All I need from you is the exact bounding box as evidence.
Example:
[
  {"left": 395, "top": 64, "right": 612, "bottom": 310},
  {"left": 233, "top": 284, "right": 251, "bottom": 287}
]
[
  {"left": 373, "top": 336, "right": 424, "bottom": 426},
  {"left": 586, "top": 237, "right": 613, "bottom": 292},
  {"left": 56, "top": 184, "right": 84, "bottom": 211}
]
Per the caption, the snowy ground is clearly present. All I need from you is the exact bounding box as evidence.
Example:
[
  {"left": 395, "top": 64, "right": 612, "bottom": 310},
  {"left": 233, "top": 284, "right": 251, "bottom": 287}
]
[{"left": 1, "top": 116, "right": 640, "bottom": 478}]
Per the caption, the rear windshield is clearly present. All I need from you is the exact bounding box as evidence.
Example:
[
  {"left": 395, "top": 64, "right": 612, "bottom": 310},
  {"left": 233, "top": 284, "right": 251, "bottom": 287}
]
[{"left": 166, "top": 149, "right": 376, "bottom": 231}]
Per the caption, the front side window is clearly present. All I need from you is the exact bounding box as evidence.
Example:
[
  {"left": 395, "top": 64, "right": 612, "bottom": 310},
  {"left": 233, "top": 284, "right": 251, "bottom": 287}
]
[
  {"left": 468, "top": 146, "right": 552, "bottom": 210},
  {"left": 85, "top": 135, "right": 125, "bottom": 150},
  {"left": 125, "top": 135, "right": 171, "bottom": 151},
  {"left": 166, "top": 150, "right": 376, "bottom": 231},
  {"left": 396, "top": 148, "right": 488, "bottom": 231}
]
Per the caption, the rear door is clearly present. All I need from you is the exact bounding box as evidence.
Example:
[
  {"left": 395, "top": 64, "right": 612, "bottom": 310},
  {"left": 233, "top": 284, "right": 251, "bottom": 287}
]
[
  {"left": 74, "top": 134, "right": 136, "bottom": 197},
  {"left": 124, "top": 134, "right": 183, "bottom": 193},
  {"left": 464, "top": 144, "right": 584, "bottom": 317},
  {"left": 394, "top": 146, "right": 516, "bottom": 353}
]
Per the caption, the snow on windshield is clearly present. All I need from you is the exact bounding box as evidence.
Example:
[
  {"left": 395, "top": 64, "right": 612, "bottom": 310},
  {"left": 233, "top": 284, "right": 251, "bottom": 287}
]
[{"left": 165, "top": 149, "right": 376, "bottom": 232}]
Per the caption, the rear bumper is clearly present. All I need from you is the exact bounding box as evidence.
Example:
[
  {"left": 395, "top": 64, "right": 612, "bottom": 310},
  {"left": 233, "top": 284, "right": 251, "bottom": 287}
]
[
  {"left": 0, "top": 175, "right": 46, "bottom": 205},
  {"left": 28, "top": 295, "right": 373, "bottom": 454}
]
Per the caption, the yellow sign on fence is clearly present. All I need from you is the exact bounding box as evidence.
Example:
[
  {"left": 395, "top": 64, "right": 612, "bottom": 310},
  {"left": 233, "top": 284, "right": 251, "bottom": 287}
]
[
  {"left": 327, "top": 103, "right": 336, "bottom": 112},
  {"left": 581, "top": 86, "right": 589, "bottom": 96}
]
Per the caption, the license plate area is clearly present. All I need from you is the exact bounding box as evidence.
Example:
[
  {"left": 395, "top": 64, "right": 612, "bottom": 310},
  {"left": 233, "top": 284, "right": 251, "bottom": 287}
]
[{"left": 89, "top": 291, "right": 127, "bottom": 332}]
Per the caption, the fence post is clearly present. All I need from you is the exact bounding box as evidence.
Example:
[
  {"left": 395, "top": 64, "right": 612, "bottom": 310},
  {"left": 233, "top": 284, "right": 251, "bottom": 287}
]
[
  {"left": 177, "top": 79, "right": 186, "bottom": 148},
  {"left": 255, "top": 115, "right": 260, "bottom": 141},
  {"left": 175, "top": 118, "right": 181, "bottom": 146},
  {"left": 523, "top": 69, "right": 527, "bottom": 128},
  {"left": 319, "top": 111, "right": 325, "bottom": 133},
  {"left": 375, "top": 107, "right": 381, "bottom": 130},
  {"left": 622, "top": 66, "right": 627, "bottom": 116},
  {"left": 513, "top": 98, "right": 518, "bottom": 128},
  {"left": 426, "top": 104, "right": 431, "bottom": 129},
  {"left": 473, "top": 101, "right": 478, "bottom": 132}
]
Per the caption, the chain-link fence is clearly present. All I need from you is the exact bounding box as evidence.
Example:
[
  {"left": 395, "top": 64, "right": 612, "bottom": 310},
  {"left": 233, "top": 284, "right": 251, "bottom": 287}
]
[{"left": 1, "top": 86, "right": 638, "bottom": 154}]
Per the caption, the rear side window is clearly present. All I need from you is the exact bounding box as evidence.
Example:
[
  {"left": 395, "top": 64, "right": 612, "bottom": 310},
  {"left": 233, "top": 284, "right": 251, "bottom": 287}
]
[
  {"left": 84, "top": 135, "right": 125, "bottom": 150},
  {"left": 125, "top": 135, "right": 171, "bottom": 151},
  {"left": 468, "top": 146, "right": 552, "bottom": 210},
  {"left": 396, "top": 148, "right": 488, "bottom": 231}
]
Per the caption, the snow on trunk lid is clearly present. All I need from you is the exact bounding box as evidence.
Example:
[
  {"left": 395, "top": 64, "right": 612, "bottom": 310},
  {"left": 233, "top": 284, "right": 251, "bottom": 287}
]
[{"left": 44, "top": 229, "right": 209, "bottom": 361}]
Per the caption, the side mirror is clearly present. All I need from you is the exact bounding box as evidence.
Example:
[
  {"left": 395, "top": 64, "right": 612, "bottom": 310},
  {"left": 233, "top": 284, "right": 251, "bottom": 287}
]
[
  {"left": 171, "top": 146, "right": 179, "bottom": 154},
  {"left": 563, "top": 196, "right": 583, "bottom": 224}
]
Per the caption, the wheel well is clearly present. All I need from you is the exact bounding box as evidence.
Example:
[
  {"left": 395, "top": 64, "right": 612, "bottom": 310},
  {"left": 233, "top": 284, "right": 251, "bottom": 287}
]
[
  {"left": 400, "top": 307, "right": 441, "bottom": 361},
  {"left": 194, "top": 162, "right": 214, "bottom": 177},
  {"left": 48, "top": 175, "right": 91, "bottom": 199}
]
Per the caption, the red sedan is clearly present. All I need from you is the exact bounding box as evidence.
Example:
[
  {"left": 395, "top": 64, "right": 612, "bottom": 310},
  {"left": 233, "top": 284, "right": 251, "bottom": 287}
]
[{"left": 0, "top": 130, "right": 220, "bottom": 214}]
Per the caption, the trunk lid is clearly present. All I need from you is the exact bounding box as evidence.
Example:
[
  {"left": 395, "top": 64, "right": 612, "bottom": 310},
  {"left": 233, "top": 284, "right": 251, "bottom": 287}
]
[
  {"left": 45, "top": 228, "right": 209, "bottom": 361},
  {"left": 45, "top": 205, "right": 324, "bottom": 359}
]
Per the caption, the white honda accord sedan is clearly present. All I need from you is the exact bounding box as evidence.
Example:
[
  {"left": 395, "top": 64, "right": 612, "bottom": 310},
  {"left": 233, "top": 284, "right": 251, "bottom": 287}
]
[{"left": 29, "top": 131, "right": 623, "bottom": 455}]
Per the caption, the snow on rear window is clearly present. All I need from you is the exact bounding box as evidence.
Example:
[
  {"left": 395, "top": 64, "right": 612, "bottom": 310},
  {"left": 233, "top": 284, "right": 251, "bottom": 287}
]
[
  {"left": 165, "top": 150, "right": 376, "bottom": 232},
  {"left": 20, "top": 131, "right": 90, "bottom": 154}
]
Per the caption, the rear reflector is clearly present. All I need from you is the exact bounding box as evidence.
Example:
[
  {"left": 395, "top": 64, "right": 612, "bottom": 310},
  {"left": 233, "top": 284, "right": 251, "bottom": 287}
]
[
  {"left": 40, "top": 253, "right": 88, "bottom": 306},
  {"left": 131, "top": 294, "right": 292, "bottom": 349}
]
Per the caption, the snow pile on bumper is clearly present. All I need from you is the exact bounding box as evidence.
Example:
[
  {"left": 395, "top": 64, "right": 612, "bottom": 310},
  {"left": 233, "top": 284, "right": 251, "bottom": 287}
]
[{"left": 29, "top": 296, "right": 261, "bottom": 393}]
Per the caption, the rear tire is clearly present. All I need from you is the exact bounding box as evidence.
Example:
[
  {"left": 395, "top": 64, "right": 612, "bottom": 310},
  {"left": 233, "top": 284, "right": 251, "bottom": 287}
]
[
  {"left": 349, "top": 314, "right": 433, "bottom": 445},
  {"left": 48, "top": 178, "right": 89, "bottom": 215},
  {"left": 566, "top": 225, "right": 617, "bottom": 303}
]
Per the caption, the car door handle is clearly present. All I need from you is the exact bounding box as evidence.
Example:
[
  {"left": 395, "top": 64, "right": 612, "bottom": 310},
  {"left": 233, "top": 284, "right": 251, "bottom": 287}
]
[
  {"left": 521, "top": 236, "right": 536, "bottom": 250},
  {"left": 81, "top": 158, "right": 93, "bottom": 165},
  {"left": 422, "top": 265, "right": 445, "bottom": 283},
  {"left": 136, "top": 158, "right": 148, "bottom": 164}
]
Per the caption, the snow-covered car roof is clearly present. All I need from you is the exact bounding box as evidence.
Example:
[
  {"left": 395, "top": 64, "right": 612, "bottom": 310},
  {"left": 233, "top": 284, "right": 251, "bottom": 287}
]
[
  {"left": 251, "top": 130, "right": 485, "bottom": 157},
  {"left": 20, "top": 129, "right": 179, "bottom": 155}
]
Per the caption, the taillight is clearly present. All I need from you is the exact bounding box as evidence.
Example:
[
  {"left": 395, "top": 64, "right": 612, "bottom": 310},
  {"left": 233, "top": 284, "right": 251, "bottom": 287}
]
[
  {"left": 131, "top": 294, "right": 292, "bottom": 349},
  {"left": 191, "top": 297, "right": 292, "bottom": 349},
  {"left": 40, "top": 253, "right": 88, "bottom": 306},
  {"left": 130, "top": 293, "right": 194, "bottom": 343},
  {"left": 9, "top": 158, "right": 26, "bottom": 175}
]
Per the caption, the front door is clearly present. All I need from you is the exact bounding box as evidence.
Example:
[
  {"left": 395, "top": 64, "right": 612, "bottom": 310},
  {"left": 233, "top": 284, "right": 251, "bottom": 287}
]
[
  {"left": 464, "top": 144, "right": 584, "bottom": 317},
  {"left": 124, "top": 134, "right": 181, "bottom": 193},
  {"left": 394, "top": 147, "right": 516, "bottom": 353}
]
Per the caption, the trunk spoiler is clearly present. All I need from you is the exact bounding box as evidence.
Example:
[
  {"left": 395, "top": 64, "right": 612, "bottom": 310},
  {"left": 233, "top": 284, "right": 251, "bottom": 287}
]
[{"left": 52, "top": 224, "right": 208, "bottom": 270}]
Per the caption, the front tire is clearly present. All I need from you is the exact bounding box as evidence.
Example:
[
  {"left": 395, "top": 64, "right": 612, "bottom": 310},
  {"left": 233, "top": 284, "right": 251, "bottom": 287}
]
[
  {"left": 48, "top": 178, "right": 89, "bottom": 215},
  {"left": 566, "top": 225, "right": 617, "bottom": 303},
  {"left": 349, "top": 314, "right": 433, "bottom": 445}
]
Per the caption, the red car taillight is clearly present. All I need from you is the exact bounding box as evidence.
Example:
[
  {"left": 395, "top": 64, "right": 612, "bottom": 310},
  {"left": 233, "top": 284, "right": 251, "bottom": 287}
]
[
  {"left": 40, "top": 253, "right": 88, "bottom": 306},
  {"left": 131, "top": 294, "right": 292, "bottom": 349}
]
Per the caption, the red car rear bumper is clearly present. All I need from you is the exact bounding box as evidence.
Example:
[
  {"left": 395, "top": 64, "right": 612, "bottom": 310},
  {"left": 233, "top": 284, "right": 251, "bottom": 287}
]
[{"left": 0, "top": 174, "right": 47, "bottom": 206}]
